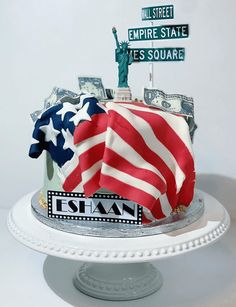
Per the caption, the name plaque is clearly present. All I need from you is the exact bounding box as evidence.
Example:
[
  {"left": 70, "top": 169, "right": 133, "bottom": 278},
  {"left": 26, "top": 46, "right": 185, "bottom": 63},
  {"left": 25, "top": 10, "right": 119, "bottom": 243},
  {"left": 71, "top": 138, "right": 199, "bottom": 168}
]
[{"left": 47, "top": 191, "right": 143, "bottom": 225}]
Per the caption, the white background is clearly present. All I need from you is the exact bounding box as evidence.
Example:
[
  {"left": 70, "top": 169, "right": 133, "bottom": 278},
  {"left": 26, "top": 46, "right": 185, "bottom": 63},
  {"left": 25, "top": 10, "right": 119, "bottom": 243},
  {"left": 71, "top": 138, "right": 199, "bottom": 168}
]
[{"left": 1, "top": 0, "right": 236, "bottom": 209}]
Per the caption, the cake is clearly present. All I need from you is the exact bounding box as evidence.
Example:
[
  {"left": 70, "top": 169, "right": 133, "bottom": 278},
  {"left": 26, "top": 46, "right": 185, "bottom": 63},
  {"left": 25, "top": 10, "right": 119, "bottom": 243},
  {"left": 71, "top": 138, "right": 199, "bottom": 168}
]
[
  {"left": 27, "top": 11, "right": 202, "bottom": 232},
  {"left": 29, "top": 85, "right": 201, "bottom": 232}
]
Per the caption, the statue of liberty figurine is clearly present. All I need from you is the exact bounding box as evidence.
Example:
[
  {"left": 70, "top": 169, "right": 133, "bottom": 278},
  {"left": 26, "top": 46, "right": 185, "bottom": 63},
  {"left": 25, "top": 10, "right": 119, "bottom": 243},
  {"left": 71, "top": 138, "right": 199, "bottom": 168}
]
[{"left": 112, "top": 27, "right": 133, "bottom": 90}]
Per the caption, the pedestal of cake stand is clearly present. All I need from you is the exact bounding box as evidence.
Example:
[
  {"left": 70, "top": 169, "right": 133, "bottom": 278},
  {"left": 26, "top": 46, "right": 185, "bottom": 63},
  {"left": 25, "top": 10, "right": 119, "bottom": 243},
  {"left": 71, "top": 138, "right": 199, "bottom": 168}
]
[
  {"left": 73, "top": 262, "right": 162, "bottom": 300},
  {"left": 7, "top": 191, "right": 230, "bottom": 301}
]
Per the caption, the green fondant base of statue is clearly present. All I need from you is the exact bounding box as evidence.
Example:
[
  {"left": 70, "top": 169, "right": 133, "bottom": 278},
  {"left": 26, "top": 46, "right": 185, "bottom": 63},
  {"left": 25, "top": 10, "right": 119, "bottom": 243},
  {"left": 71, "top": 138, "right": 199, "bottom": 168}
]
[{"left": 112, "top": 27, "right": 134, "bottom": 88}]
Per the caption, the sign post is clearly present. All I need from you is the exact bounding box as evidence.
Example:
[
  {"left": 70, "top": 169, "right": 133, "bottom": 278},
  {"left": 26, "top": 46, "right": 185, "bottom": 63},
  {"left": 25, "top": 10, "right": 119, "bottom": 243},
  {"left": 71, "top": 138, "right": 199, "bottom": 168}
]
[
  {"left": 127, "top": 5, "right": 189, "bottom": 87},
  {"left": 149, "top": 21, "right": 154, "bottom": 88}
]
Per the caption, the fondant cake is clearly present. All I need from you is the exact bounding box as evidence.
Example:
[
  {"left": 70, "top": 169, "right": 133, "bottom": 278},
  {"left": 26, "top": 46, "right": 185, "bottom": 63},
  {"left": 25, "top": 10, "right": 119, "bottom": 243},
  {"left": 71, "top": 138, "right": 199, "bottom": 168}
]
[{"left": 29, "top": 86, "right": 200, "bottom": 231}]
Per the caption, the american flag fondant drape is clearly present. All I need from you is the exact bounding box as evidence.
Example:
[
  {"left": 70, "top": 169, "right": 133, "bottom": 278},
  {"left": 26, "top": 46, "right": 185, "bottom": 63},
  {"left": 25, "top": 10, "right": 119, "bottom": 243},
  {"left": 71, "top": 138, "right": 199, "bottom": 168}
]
[{"left": 30, "top": 95, "right": 195, "bottom": 221}]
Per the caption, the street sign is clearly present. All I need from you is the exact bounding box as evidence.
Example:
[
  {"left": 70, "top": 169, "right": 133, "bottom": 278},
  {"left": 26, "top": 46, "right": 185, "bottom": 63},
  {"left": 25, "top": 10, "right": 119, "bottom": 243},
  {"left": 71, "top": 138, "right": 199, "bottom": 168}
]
[
  {"left": 128, "top": 24, "right": 189, "bottom": 41},
  {"left": 142, "top": 5, "right": 174, "bottom": 21},
  {"left": 129, "top": 48, "right": 185, "bottom": 62}
]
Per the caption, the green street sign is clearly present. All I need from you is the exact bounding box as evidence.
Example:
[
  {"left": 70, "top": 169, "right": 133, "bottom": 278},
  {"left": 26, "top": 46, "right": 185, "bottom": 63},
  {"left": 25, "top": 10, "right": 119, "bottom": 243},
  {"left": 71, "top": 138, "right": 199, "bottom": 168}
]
[
  {"left": 129, "top": 48, "right": 185, "bottom": 62},
  {"left": 142, "top": 5, "right": 174, "bottom": 21},
  {"left": 128, "top": 25, "right": 189, "bottom": 41}
]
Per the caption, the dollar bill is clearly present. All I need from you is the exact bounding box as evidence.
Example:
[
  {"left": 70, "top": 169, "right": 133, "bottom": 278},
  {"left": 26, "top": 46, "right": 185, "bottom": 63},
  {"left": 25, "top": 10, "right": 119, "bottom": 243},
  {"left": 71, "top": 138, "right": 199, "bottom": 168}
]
[
  {"left": 44, "top": 87, "right": 81, "bottom": 108},
  {"left": 78, "top": 76, "right": 107, "bottom": 100},
  {"left": 31, "top": 87, "right": 81, "bottom": 122},
  {"left": 30, "top": 110, "right": 42, "bottom": 122},
  {"left": 143, "top": 88, "right": 194, "bottom": 117}
]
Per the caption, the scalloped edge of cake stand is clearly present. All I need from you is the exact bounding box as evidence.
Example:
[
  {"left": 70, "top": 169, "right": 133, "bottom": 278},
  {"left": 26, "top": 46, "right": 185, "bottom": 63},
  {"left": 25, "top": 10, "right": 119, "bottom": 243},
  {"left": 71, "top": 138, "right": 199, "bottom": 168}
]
[{"left": 7, "top": 190, "right": 230, "bottom": 263}]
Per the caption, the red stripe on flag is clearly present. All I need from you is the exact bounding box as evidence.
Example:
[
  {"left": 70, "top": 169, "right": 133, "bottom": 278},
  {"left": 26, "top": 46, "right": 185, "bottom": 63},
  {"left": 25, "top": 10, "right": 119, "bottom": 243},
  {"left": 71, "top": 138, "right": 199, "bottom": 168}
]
[
  {"left": 177, "top": 171, "right": 195, "bottom": 205},
  {"left": 79, "top": 142, "right": 105, "bottom": 171},
  {"left": 142, "top": 214, "right": 153, "bottom": 224},
  {"left": 119, "top": 102, "right": 185, "bottom": 119},
  {"left": 150, "top": 199, "right": 166, "bottom": 220},
  {"left": 103, "top": 147, "right": 167, "bottom": 195},
  {"left": 83, "top": 169, "right": 101, "bottom": 197},
  {"left": 74, "top": 113, "right": 107, "bottom": 145}
]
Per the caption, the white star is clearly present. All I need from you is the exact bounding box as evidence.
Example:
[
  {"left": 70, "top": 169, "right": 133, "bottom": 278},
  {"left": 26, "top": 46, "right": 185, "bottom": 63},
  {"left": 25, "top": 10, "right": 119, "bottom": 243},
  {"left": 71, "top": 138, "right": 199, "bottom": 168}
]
[
  {"left": 71, "top": 93, "right": 95, "bottom": 110},
  {"left": 69, "top": 103, "right": 91, "bottom": 126},
  {"left": 80, "top": 93, "right": 94, "bottom": 104},
  {"left": 61, "top": 128, "right": 76, "bottom": 151},
  {"left": 56, "top": 102, "right": 77, "bottom": 121},
  {"left": 40, "top": 118, "right": 60, "bottom": 146}
]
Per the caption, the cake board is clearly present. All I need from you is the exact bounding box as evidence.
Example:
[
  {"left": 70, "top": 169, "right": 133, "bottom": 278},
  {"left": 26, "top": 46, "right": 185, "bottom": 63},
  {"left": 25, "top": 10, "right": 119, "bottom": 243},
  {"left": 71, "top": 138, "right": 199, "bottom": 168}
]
[{"left": 7, "top": 190, "right": 230, "bottom": 301}]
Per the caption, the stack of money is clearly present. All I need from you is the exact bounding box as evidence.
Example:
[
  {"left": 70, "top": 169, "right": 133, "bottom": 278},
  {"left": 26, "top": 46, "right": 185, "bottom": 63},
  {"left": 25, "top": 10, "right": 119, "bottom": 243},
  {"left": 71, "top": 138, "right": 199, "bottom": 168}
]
[{"left": 31, "top": 87, "right": 81, "bottom": 122}]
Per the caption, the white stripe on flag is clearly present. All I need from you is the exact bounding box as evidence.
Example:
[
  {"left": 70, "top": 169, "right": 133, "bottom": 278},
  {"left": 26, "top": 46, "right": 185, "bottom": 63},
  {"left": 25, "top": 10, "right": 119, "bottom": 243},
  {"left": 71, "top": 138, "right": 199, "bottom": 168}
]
[
  {"left": 101, "top": 163, "right": 162, "bottom": 199},
  {"left": 76, "top": 132, "right": 106, "bottom": 154},
  {"left": 142, "top": 207, "right": 156, "bottom": 222},
  {"left": 81, "top": 159, "right": 102, "bottom": 185},
  {"left": 71, "top": 181, "right": 84, "bottom": 192},
  {"left": 59, "top": 153, "right": 84, "bottom": 192},
  {"left": 61, "top": 153, "right": 79, "bottom": 178},
  {"left": 159, "top": 193, "right": 172, "bottom": 217}
]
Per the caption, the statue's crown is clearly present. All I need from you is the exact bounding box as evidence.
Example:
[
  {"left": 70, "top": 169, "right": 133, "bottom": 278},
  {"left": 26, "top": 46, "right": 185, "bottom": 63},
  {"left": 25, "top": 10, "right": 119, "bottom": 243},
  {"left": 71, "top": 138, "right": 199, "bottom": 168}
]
[{"left": 120, "top": 41, "right": 130, "bottom": 48}]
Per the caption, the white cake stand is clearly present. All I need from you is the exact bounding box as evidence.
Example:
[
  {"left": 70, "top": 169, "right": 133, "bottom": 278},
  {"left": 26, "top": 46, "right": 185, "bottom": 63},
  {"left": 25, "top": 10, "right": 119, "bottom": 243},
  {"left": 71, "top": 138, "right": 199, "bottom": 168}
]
[{"left": 7, "top": 190, "right": 230, "bottom": 301}]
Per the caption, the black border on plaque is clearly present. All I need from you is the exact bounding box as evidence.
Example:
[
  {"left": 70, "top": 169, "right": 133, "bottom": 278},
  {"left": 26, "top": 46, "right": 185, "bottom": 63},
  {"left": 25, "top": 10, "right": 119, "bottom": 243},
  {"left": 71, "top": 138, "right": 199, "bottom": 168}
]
[{"left": 47, "top": 190, "right": 143, "bottom": 225}]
